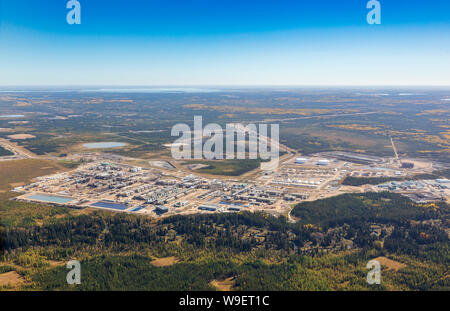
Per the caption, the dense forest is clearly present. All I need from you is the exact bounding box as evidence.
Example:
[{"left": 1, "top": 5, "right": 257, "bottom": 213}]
[
  {"left": 341, "top": 169, "right": 450, "bottom": 186},
  {"left": 1, "top": 192, "right": 449, "bottom": 290},
  {"left": 341, "top": 176, "right": 404, "bottom": 186},
  {"left": 0, "top": 146, "right": 13, "bottom": 157},
  {"left": 291, "top": 192, "right": 448, "bottom": 226}
]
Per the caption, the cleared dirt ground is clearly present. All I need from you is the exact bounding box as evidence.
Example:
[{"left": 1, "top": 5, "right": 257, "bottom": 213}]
[
  {"left": 374, "top": 256, "right": 407, "bottom": 271},
  {"left": 209, "top": 277, "right": 236, "bottom": 291},
  {"left": 0, "top": 271, "right": 25, "bottom": 287},
  {"left": 150, "top": 256, "right": 180, "bottom": 267}
]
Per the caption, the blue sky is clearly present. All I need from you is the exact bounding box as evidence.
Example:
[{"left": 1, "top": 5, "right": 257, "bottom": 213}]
[{"left": 0, "top": 0, "right": 449, "bottom": 86}]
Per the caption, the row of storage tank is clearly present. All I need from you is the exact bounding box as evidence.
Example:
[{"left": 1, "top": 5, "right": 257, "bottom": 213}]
[{"left": 295, "top": 158, "right": 330, "bottom": 166}]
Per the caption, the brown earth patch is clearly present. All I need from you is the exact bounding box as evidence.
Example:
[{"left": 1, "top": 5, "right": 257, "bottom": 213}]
[
  {"left": 150, "top": 256, "right": 180, "bottom": 267},
  {"left": 8, "top": 121, "right": 29, "bottom": 125},
  {"left": 209, "top": 277, "right": 236, "bottom": 291},
  {"left": 374, "top": 256, "right": 406, "bottom": 271},
  {"left": 0, "top": 271, "right": 25, "bottom": 287},
  {"left": 0, "top": 159, "right": 65, "bottom": 191},
  {"left": 7, "top": 134, "right": 35, "bottom": 140},
  {"left": 9, "top": 182, "right": 24, "bottom": 187},
  {"left": 48, "top": 260, "right": 66, "bottom": 267},
  {"left": 14, "top": 103, "right": 32, "bottom": 107}
]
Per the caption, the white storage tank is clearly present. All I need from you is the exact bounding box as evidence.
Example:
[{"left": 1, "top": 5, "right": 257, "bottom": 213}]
[
  {"left": 295, "top": 157, "right": 308, "bottom": 164},
  {"left": 317, "top": 159, "right": 330, "bottom": 166}
]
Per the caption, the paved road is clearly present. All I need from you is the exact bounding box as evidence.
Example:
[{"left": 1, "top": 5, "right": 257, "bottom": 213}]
[
  {"left": 0, "top": 138, "right": 36, "bottom": 159},
  {"left": 390, "top": 136, "right": 399, "bottom": 160}
]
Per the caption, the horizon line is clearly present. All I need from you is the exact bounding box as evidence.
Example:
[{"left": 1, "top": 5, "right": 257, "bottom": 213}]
[{"left": 1, "top": 85, "right": 450, "bottom": 88}]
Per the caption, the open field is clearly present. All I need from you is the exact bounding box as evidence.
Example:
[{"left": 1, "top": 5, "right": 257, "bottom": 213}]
[
  {"left": 0, "top": 159, "right": 74, "bottom": 228},
  {"left": 0, "top": 159, "right": 66, "bottom": 191},
  {"left": 7, "top": 134, "right": 35, "bottom": 140},
  {"left": 150, "top": 257, "right": 180, "bottom": 267},
  {"left": 0, "top": 159, "right": 67, "bottom": 191},
  {"left": 0, "top": 271, "right": 25, "bottom": 287},
  {"left": 182, "top": 159, "right": 265, "bottom": 176},
  {"left": 209, "top": 277, "right": 235, "bottom": 291},
  {"left": 374, "top": 257, "right": 407, "bottom": 271}
]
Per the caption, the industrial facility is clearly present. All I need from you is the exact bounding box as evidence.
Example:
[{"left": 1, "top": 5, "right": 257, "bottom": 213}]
[{"left": 11, "top": 151, "right": 448, "bottom": 218}]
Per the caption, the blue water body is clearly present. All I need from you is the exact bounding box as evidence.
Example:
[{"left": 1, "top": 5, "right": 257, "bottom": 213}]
[
  {"left": 83, "top": 142, "right": 126, "bottom": 149},
  {"left": 130, "top": 206, "right": 145, "bottom": 212},
  {"left": 0, "top": 114, "right": 25, "bottom": 118},
  {"left": 91, "top": 201, "right": 128, "bottom": 210},
  {"left": 81, "top": 88, "right": 220, "bottom": 93},
  {"left": 220, "top": 201, "right": 242, "bottom": 206},
  {"left": 27, "top": 194, "right": 74, "bottom": 204}
]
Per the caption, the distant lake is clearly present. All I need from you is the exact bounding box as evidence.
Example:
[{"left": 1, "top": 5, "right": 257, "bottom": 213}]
[
  {"left": 0, "top": 114, "right": 25, "bottom": 118},
  {"left": 81, "top": 88, "right": 220, "bottom": 93},
  {"left": 82, "top": 142, "right": 127, "bottom": 149}
]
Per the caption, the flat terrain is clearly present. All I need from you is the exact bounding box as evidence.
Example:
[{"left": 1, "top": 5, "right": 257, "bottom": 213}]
[
  {"left": 0, "top": 89, "right": 448, "bottom": 161},
  {"left": 209, "top": 277, "right": 235, "bottom": 291},
  {"left": 0, "top": 271, "right": 25, "bottom": 287},
  {"left": 0, "top": 159, "right": 73, "bottom": 228},
  {"left": 182, "top": 159, "right": 265, "bottom": 176},
  {"left": 0, "top": 159, "right": 65, "bottom": 191},
  {"left": 7, "top": 134, "right": 35, "bottom": 140},
  {"left": 374, "top": 257, "right": 407, "bottom": 271},
  {"left": 150, "top": 257, "right": 180, "bottom": 267}
]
